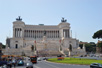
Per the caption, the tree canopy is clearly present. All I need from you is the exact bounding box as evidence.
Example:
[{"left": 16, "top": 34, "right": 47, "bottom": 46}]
[
  {"left": 92, "top": 30, "right": 102, "bottom": 39},
  {"left": 97, "top": 42, "right": 102, "bottom": 47},
  {"left": 79, "top": 43, "right": 96, "bottom": 53}
]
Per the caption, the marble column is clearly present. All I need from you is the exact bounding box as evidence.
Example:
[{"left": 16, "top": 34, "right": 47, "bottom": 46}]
[
  {"left": 39, "top": 31, "right": 41, "bottom": 38},
  {"left": 15, "top": 28, "right": 16, "bottom": 37},
  {"left": 48, "top": 31, "right": 49, "bottom": 38},
  {"left": 32, "top": 30, "right": 34, "bottom": 38},
  {"left": 30, "top": 30, "right": 31, "bottom": 38},
  {"left": 17, "top": 28, "right": 19, "bottom": 37},
  {"left": 68, "top": 29, "right": 69, "bottom": 38},
  {"left": 65, "top": 30, "right": 67, "bottom": 38},
  {"left": 50, "top": 31, "right": 52, "bottom": 38},
  {"left": 57, "top": 31, "right": 58, "bottom": 38},
  {"left": 55, "top": 31, "right": 57, "bottom": 38},
  {"left": 19, "top": 28, "right": 20, "bottom": 37},
  {"left": 20, "top": 28, "right": 21, "bottom": 37},
  {"left": 35, "top": 30, "right": 36, "bottom": 38},
  {"left": 52, "top": 31, "right": 53, "bottom": 38},
  {"left": 31, "top": 30, "right": 32, "bottom": 38},
  {"left": 49, "top": 31, "right": 51, "bottom": 38},
  {"left": 38, "top": 31, "right": 39, "bottom": 38},
  {"left": 54, "top": 31, "right": 55, "bottom": 38},
  {"left": 26, "top": 30, "right": 28, "bottom": 37},
  {"left": 29, "top": 30, "right": 31, "bottom": 38},
  {"left": 16, "top": 28, "right": 17, "bottom": 37},
  {"left": 24, "top": 30, "right": 26, "bottom": 37},
  {"left": 36, "top": 31, "right": 38, "bottom": 38},
  {"left": 27, "top": 30, "right": 29, "bottom": 38}
]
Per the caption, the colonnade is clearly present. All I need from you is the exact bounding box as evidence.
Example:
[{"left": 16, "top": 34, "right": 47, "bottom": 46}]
[
  {"left": 15, "top": 28, "right": 22, "bottom": 37},
  {"left": 24, "top": 30, "right": 59, "bottom": 38},
  {"left": 63, "top": 29, "right": 70, "bottom": 38}
]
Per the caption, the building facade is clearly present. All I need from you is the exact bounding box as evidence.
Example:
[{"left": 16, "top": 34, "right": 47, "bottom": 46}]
[
  {"left": 5, "top": 17, "right": 86, "bottom": 56},
  {"left": 96, "top": 40, "right": 102, "bottom": 54}
]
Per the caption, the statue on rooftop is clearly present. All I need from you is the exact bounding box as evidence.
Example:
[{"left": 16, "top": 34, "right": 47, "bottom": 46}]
[
  {"left": 16, "top": 16, "right": 22, "bottom": 21},
  {"left": 61, "top": 17, "right": 67, "bottom": 22}
]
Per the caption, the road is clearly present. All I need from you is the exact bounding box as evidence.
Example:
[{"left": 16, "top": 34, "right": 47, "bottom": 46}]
[
  {"left": 34, "top": 61, "right": 89, "bottom": 68},
  {"left": 15, "top": 60, "right": 90, "bottom": 68}
]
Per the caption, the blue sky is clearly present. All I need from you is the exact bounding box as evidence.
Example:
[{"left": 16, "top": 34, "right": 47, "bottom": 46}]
[{"left": 0, "top": 0, "right": 102, "bottom": 44}]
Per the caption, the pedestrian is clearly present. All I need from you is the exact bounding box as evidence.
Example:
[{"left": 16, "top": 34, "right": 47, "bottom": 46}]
[
  {"left": 13, "top": 62, "right": 16, "bottom": 68},
  {"left": 12, "top": 59, "right": 16, "bottom": 68},
  {"left": 7, "top": 59, "right": 12, "bottom": 68}
]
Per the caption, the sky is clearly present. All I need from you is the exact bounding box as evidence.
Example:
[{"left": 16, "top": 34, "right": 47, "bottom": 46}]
[{"left": 0, "top": 0, "right": 102, "bottom": 44}]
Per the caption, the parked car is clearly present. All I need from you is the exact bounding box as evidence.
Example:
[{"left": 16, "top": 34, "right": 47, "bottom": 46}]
[
  {"left": 0, "top": 65, "right": 7, "bottom": 68},
  {"left": 17, "top": 60, "right": 24, "bottom": 66},
  {"left": 0, "top": 61, "right": 7, "bottom": 66},
  {"left": 26, "top": 62, "right": 33, "bottom": 68},
  {"left": 37, "top": 57, "right": 41, "bottom": 61},
  {"left": 43, "top": 57, "right": 48, "bottom": 60},
  {"left": 90, "top": 63, "right": 102, "bottom": 68},
  {"left": 80, "top": 55, "right": 83, "bottom": 57}
]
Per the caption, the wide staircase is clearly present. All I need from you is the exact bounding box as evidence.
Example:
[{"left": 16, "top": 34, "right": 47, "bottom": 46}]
[
  {"left": 3, "top": 40, "right": 65, "bottom": 56},
  {"left": 3, "top": 48, "right": 23, "bottom": 55},
  {"left": 37, "top": 50, "right": 63, "bottom": 56}
]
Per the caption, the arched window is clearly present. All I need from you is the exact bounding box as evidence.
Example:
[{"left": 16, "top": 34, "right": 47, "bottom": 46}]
[
  {"left": 69, "top": 44, "right": 72, "bottom": 51},
  {"left": 15, "top": 44, "right": 18, "bottom": 49}
]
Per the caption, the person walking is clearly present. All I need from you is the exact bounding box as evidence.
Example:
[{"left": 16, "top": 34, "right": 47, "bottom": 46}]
[
  {"left": 7, "top": 59, "right": 12, "bottom": 68},
  {"left": 12, "top": 58, "right": 17, "bottom": 68}
]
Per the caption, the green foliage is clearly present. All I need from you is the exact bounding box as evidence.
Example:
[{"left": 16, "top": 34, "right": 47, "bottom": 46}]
[
  {"left": 85, "top": 43, "right": 95, "bottom": 52},
  {"left": 48, "top": 58, "right": 102, "bottom": 65},
  {"left": 86, "top": 43, "right": 96, "bottom": 53},
  {"left": 79, "top": 44, "right": 83, "bottom": 49},
  {"left": 97, "top": 42, "right": 102, "bottom": 47},
  {"left": 93, "top": 30, "right": 102, "bottom": 39},
  {"left": 2, "top": 45, "right": 6, "bottom": 49},
  {"left": 79, "top": 43, "right": 96, "bottom": 53}
]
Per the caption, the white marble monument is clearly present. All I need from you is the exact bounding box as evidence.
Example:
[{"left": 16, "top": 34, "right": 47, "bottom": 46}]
[{"left": 5, "top": 17, "right": 86, "bottom": 56}]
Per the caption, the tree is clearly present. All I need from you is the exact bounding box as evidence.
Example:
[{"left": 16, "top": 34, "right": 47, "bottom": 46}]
[
  {"left": 92, "top": 30, "right": 102, "bottom": 53},
  {"left": 97, "top": 42, "right": 102, "bottom": 47},
  {"left": 97, "top": 41, "right": 102, "bottom": 53},
  {"left": 93, "top": 30, "right": 102, "bottom": 39},
  {"left": 85, "top": 43, "right": 96, "bottom": 53},
  {"left": 2, "top": 45, "right": 6, "bottom": 49},
  {"left": 79, "top": 43, "right": 96, "bottom": 53},
  {"left": 79, "top": 44, "right": 83, "bottom": 49}
]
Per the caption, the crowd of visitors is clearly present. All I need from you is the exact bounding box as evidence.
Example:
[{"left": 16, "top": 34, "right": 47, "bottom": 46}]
[{"left": 0, "top": 56, "right": 24, "bottom": 68}]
